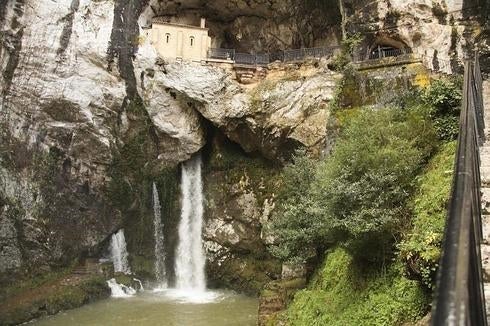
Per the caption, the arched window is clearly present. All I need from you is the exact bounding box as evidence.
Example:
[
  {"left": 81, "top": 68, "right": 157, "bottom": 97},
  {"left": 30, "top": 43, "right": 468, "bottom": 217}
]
[
  {"left": 190, "top": 36, "right": 195, "bottom": 47},
  {"left": 165, "top": 33, "right": 170, "bottom": 43}
]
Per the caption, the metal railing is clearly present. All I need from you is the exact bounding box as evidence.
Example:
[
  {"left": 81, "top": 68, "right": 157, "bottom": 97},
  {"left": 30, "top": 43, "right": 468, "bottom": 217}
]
[
  {"left": 283, "top": 46, "right": 340, "bottom": 62},
  {"left": 255, "top": 54, "right": 270, "bottom": 66},
  {"left": 208, "top": 48, "right": 235, "bottom": 61},
  {"left": 431, "top": 55, "right": 487, "bottom": 326},
  {"left": 207, "top": 46, "right": 339, "bottom": 66},
  {"left": 235, "top": 53, "right": 258, "bottom": 65},
  {"left": 368, "top": 47, "right": 412, "bottom": 60}
]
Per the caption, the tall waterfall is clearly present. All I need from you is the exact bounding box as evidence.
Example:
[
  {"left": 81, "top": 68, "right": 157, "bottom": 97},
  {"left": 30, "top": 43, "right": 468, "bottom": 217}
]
[
  {"left": 110, "top": 229, "right": 131, "bottom": 274},
  {"left": 153, "top": 182, "right": 167, "bottom": 288},
  {"left": 175, "top": 154, "right": 206, "bottom": 291}
]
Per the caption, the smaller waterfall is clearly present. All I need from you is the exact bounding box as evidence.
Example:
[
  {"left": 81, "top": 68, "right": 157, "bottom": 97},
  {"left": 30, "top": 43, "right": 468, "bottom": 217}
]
[
  {"left": 107, "top": 278, "right": 136, "bottom": 298},
  {"left": 153, "top": 182, "right": 167, "bottom": 288},
  {"left": 110, "top": 229, "right": 131, "bottom": 274},
  {"left": 133, "top": 278, "right": 145, "bottom": 291}
]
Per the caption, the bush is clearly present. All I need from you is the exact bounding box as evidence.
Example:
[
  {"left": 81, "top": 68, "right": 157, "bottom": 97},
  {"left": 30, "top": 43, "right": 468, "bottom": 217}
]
[
  {"left": 398, "top": 141, "right": 456, "bottom": 289},
  {"left": 270, "top": 152, "right": 323, "bottom": 262},
  {"left": 315, "top": 107, "right": 437, "bottom": 260},
  {"left": 271, "top": 107, "right": 438, "bottom": 262},
  {"left": 423, "top": 78, "right": 462, "bottom": 141},
  {"left": 286, "top": 248, "right": 429, "bottom": 326},
  {"left": 330, "top": 34, "right": 363, "bottom": 71}
]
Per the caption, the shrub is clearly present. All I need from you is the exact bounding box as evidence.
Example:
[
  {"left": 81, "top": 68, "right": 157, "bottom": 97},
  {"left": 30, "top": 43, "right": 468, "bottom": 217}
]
[
  {"left": 423, "top": 78, "right": 462, "bottom": 141},
  {"left": 398, "top": 141, "right": 456, "bottom": 289},
  {"left": 330, "top": 33, "right": 363, "bottom": 71},
  {"left": 271, "top": 107, "right": 438, "bottom": 262},
  {"left": 270, "top": 152, "right": 323, "bottom": 262},
  {"left": 314, "top": 107, "right": 437, "bottom": 260},
  {"left": 286, "top": 248, "right": 429, "bottom": 326}
]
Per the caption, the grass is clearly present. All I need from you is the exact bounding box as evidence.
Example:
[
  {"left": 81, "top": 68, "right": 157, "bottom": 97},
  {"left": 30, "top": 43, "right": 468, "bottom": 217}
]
[
  {"left": 398, "top": 141, "right": 456, "bottom": 289},
  {"left": 286, "top": 248, "right": 429, "bottom": 326}
]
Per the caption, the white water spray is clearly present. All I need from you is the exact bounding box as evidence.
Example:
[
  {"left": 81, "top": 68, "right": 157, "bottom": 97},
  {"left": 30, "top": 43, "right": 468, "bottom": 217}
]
[
  {"left": 107, "top": 278, "right": 136, "bottom": 298},
  {"left": 152, "top": 182, "right": 167, "bottom": 288},
  {"left": 133, "top": 278, "right": 145, "bottom": 291},
  {"left": 110, "top": 229, "right": 131, "bottom": 274},
  {"left": 175, "top": 154, "right": 206, "bottom": 291}
]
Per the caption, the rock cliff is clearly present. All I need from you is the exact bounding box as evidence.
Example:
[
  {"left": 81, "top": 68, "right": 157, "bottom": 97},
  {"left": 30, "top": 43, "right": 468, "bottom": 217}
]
[{"left": 0, "top": 0, "right": 488, "bottom": 305}]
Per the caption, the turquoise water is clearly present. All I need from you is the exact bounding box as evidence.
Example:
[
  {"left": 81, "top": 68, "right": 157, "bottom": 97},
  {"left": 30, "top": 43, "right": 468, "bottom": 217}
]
[{"left": 30, "top": 290, "right": 258, "bottom": 326}]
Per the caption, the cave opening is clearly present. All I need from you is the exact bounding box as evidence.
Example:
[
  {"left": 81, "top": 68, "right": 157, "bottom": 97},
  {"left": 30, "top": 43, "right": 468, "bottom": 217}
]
[{"left": 368, "top": 37, "right": 411, "bottom": 60}]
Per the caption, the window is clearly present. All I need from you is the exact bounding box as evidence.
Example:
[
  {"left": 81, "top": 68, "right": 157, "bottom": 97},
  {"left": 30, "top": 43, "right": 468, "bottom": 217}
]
[
  {"left": 190, "top": 36, "right": 195, "bottom": 47},
  {"left": 165, "top": 33, "right": 170, "bottom": 43}
]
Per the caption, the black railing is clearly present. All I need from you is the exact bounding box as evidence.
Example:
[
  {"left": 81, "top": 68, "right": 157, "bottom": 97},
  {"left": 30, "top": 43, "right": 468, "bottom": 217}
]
[
  {"left": 431, "top": 55, "right": 487, "bottom": 325},
  {"left": 368, "top": 47, "right": 412, "bottom": 60},
  {"left": 255, "top": 54, "right": 270, "bottom": 66},
  {"left": 235, "top": 53, "right": 257, "bottom": 65},
  {"left": 207, "top": 46, "right": 339, "bottom": 66},
  {"left": 283, "top": 46, "right": 340, "bottom": 62},
  {"left": 208, "top": 48, "right": 235, "bottom": 61}
]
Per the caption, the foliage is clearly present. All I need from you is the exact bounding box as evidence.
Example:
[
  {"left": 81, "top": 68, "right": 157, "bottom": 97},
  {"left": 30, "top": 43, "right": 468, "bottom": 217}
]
[
  {"left": 330, "top": 33, "right": 363, "bottom": 71},
  {"left": 270, "top": 151, "right": 324, "bottom": 262},
  {"left": 422, "top": 78, "right": 462, "bottom": 141},
  {"left": 398, "top": 141, "right": 456, "bottom": 289},
  {"left": 271, "top": 107, "right": 437, "bottom": 262},
  {"left": 286, "top": 248, "right": 429, "bottom": 326}
]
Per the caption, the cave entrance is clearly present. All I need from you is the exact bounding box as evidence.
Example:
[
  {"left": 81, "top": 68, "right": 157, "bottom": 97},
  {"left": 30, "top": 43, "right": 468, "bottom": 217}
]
[{"left": 368, "top": 37, "right": 410, "bottom": 60}]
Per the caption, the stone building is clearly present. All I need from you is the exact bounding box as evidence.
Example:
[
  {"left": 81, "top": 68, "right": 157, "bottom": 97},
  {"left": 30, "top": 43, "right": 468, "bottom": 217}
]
[{"left": 149, "top": 17, "right": 211, "bottom": 62}]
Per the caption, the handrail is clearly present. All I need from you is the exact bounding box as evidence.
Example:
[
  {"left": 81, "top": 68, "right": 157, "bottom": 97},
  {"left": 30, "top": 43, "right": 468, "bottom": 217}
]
[
  {"left": 368, "top": 47, "right": 412, "bottom": 60},
  {"left": 208, "top": 48, "right": 235, "bottom": 61},
  {"left": 206, "top": 46, "right": 340, "bottom": 66},
  {"left": 431, "top": 56, "right": 487, "bottom": 325}
]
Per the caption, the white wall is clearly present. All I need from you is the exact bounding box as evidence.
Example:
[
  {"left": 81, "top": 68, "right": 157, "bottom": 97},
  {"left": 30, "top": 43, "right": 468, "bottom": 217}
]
[{"left": 150, "top": 23, "right": 211, "bottom": 61}]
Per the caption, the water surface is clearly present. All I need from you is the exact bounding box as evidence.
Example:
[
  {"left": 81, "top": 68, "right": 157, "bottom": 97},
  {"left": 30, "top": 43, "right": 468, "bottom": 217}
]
[{"left": 31, "top": 290, "right": 258, "bottom": 326}]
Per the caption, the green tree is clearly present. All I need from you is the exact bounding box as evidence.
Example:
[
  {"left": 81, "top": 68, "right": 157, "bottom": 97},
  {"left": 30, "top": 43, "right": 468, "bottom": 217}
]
[
  {"left": 272, "top": 107, "right": 437, "bottom": 262},
  {"left": 423, "top": 78, "right": 462, "bottom": 141}
]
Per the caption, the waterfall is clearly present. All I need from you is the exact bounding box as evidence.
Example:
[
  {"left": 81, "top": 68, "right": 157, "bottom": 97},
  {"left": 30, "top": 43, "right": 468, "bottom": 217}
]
[
  {"left": 175, "top": 154, "right": 206, "bottom": 291},
  {"left": 153, "top": 182, "right": 167, "bottom": 288},
  {"left": 133, "top": 278, "right": 145, "bottom": 291},
  {"left": 107, "top": 278, "right": 136, "bottom": 298},
  {"left": 110, "top": 229, "right": 131, "bottom": 274}
]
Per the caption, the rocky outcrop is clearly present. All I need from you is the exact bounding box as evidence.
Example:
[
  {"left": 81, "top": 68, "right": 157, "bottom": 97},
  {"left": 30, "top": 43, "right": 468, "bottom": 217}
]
[
  {"left": 0, "top": 0, "right": 488, "bottom": 315},
  {"left": 140, "top": 0, "right": 342, "bottom": 52},
  {"left": 202, "top": 133, "right": 282, "bottom": 294},
  {"left": 137, "top": 54, "right": 339, "bottom": 161},
  {"left": 342, "top": 0, "right": 488, "bottom": 74},
  {"left": 0, "top": 0, "right": 337, "bottom": 292}
]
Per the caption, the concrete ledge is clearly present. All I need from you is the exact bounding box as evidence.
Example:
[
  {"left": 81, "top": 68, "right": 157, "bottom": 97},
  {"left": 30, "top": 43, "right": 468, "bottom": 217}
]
[{"left": 354, "top": 54, "right": 422, "bottom": 71}]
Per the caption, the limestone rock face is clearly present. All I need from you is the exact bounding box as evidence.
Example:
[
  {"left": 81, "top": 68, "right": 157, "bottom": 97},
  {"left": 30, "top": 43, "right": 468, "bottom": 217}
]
[
  {"left": 0, "top": 0, "right": 488, "bottom": 299},
  {"left": 202, "top": 138, "right": 283, "bottom": 294},
  {"left": 139, "top": 59, "right": 338, "bottom": 161},
  {"left": 0, "top": 0, "right": 126, "bottom": 284},
  {"left": 140, "top": 0, "right": 343, "bottom": 52},
  {"left": 342, "top": 0, "right": 488, "bottom": 74},
  {"left": 0, "top": 0, "right": 336, "bottom": 288}
]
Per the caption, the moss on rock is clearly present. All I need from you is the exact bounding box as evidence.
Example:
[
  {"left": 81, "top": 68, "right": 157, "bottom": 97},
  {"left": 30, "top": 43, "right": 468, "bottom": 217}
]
[
  {"left": 285, "top": 248, "right": 429, "bottom": 326},
  {"left": 204, "top": 131, "right": 283, "bottom": 295},
  {"left": 0, "top": 274, "right": 110, "bottom": 326}
]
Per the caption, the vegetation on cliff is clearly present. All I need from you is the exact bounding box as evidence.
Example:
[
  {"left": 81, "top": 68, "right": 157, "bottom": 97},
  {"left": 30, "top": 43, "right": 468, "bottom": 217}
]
[
  {"left": 286, "top": 248, "right": 428, "bottom": 326},
  {"left": 270, "top": 76, "right": 461, "bottom": 325},
  {"left": 272, "top": 106, "right": 438, "bottom": 263}
]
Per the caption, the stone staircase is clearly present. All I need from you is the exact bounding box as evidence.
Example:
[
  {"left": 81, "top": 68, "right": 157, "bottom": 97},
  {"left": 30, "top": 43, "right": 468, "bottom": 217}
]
[
  {"left": 480, "top": 79, "right": 490, "bottom": 318},
  {"left": 234, "top": 66, "right": 268, "bottom": 84}
]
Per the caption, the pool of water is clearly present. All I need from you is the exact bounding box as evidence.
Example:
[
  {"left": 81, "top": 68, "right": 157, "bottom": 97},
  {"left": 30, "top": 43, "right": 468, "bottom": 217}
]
[{"left": 30, "top": 289, "right": 258, "bottom": 326}]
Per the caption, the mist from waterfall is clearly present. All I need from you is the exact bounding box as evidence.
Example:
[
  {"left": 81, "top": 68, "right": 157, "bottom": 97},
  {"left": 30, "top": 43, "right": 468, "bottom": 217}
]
[
  {"left": 175, "top": 154, "right": 206, "bottom": 292},
  {"left": 110, "top": 229, "right": 131, "bottom": 274},
  {"left": 153, "top": 182, "right": 167, "bottom": 288}
]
